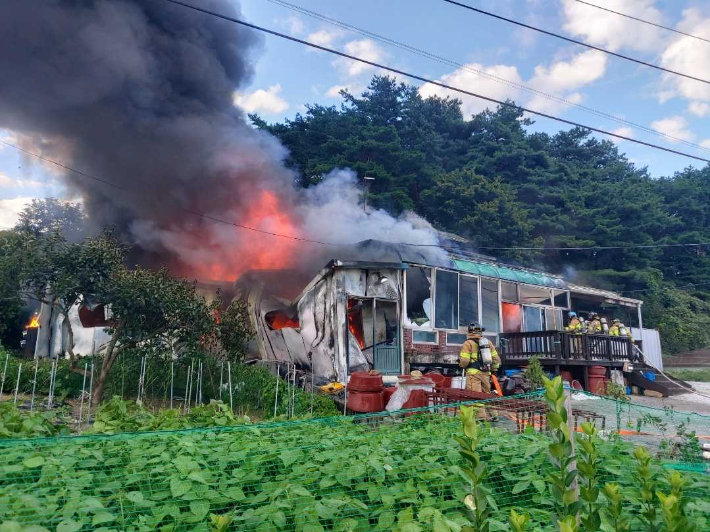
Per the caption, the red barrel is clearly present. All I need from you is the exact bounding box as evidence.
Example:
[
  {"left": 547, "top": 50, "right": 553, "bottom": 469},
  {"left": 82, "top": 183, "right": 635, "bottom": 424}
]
[
  {"left": 589, "top": 366, "right": 607, "bottom": 377},
  {"left": 402, "top": 389, "right": 428, "bottom": 409},
  {"left": 560, "top": 370, "right": 573, "bottom": 382},
  {"left": 347, "top": 391, "right": 384, "bottom": 412},
  {"left": 426, "top": 373, "right": 446, "bottom": 388},
  {"left": 588, "top": 376, "right": 606, "bottom": 394},
  {"left": 348, "top": 372, "right": 384, "bottom": 392}
]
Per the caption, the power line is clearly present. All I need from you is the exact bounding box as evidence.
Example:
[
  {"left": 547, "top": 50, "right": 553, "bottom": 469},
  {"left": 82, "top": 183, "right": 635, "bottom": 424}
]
[
  {"left": 618, "top": 280, "right": 710, "bottom": 294},
  {"left": 573, "top": 0, "right": 710, "bottom": 44},
  {"left": 265, "top": 0, "right": 710, "bottom": 154},
  {"left": 4, "top": 138, "right": 710, "bottom": 254},
  {"left": 441, "top": 0, "right": 710, "bottom": 86},
  {"left": 158, "top": 0, "right": 710, "bottom": 164}
]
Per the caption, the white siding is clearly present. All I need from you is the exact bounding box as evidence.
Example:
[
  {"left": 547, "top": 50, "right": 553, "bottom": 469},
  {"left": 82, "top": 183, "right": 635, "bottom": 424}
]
[{"left": 631, "top": 328, "right": 662, "bottom": 370}]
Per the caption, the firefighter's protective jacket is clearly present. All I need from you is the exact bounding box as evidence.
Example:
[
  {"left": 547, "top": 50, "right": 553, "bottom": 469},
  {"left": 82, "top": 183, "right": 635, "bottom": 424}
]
[
  {"left": 609, "top": 325, "right": 620, "bottom": 336},
  {"left": 565, "top": 317, "right": 582, "bottom": 333},
  {"left": 587, "top": 319, "right": 602, "bottom": 333},
  {"left": 459, "top": 334, "right": 500, "bottom": 375}
]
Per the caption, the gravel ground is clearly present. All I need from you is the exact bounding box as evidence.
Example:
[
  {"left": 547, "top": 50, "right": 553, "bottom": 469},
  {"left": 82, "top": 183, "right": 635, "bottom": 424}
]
[{"left": 629, "top": 382, "right": 710, "bottom": 416}]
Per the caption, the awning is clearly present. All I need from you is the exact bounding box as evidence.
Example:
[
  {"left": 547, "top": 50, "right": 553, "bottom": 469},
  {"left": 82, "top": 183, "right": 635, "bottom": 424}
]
[
  {"left": 568, "top": 283, "right": 642, "bottom": 308},
  {"left": 452, "top": 258, "right": 567, "bottom": 289}
]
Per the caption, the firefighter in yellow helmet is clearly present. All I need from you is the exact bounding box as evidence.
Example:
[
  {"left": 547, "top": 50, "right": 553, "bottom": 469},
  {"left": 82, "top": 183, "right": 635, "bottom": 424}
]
[
  {"left": 459, "top": 322, "right": 500, "bottom": 394},
  {"left": 587, "top": 312, "right": 602, "bottom": 334},
  {"left": 609, "top": 318, "right": 621, "bottom": 336}
]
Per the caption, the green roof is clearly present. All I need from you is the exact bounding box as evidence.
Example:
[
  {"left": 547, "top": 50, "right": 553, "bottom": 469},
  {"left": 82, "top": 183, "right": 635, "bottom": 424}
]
[{"left": 452, "top": 259, "right": 567, "bottom": 290}]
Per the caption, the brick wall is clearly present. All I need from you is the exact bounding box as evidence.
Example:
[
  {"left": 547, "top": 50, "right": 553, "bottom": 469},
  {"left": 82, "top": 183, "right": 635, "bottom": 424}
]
[{"left": 403, "top": 328, "right": 461, "bottom": 366}]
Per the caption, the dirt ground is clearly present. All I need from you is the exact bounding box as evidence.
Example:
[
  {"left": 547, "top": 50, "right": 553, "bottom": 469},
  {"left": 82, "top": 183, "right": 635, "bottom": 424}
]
[{"left": 629, "top": 382, "right": 710, "bottom": 416}]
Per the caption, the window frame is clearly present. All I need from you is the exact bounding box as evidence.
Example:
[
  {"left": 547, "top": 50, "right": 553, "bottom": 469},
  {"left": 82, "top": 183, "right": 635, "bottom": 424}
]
[
  {"left": 404, "top": 266, "right": 435, "bottom": 331},
  {"left": 445, "top": 331, "right": 468, "bottom": 346},
  {"left": 412, "top": 330, "right": 439, "bottom": 345}
]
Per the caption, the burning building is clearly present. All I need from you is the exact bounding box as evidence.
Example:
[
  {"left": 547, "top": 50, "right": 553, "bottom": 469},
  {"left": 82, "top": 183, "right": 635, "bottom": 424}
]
[{"left": 238, "top": 238, "right": 670, "bottom": 394}]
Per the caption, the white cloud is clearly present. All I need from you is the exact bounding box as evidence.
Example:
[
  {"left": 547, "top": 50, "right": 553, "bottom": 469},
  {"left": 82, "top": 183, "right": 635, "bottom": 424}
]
[
  {"left": 659, "top": 9, "right": 710, "bottom": 104},
  {"left": 306, "top": 29, "right": 343, "bottom": 48},
  {"left": 275, "top": 16, "right": 305, "bottom": 36},
  {"left": 561, "top": 0, "right": 667, "bottom": 53},
  {"left": 650, "top": 116, "right": 695, "bottom": 142},
  {"left": 701, "top": 139, "right": 710, "bottom": 149},
  {"left": 419, "top": 63, "right": 524, "bottom": 116},
  {"left": 325, "top": 83, "right": 364, "bottom": 98},
  {"left": 0, "top": 172, "right": 42, "bottom": 189},
  {"left": 688, "top": 101, "right": 710, "bottom": 117},
  {"left": 336, "top": 39, "right": 385, "bottom": 78},
  {"left": 0, "top": 197, "right": 32, "bottom": 228},
  {"left": 609, "top": 127, "right": 633, "bottom": 143},
  {"left": 233, "top": 84, "right": 289, "bottom": 115}
]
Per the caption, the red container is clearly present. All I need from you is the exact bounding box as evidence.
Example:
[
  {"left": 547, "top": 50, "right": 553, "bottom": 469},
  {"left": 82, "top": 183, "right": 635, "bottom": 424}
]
[
  {"left": 382, "top": 386, "right": 396, "bottom": 407},
  {"left": 402, "top": 389, "right": 428, "bottom": 409},
  {"left": 347, "top": 390, "right": 384, "bottom": 412},
  {"left": 442, "top": 376, "right": 452, "bottom": 389},
  {"left": 560, "top": 370, "right": 573, "bottom": 382},
  {"left": 426, "top": 373, "right": 446, "bottom": 388},
  {"left": 588, "top": 375, "right": 606, "bottom": 394},
  {"left": 348, "top": 372, "right": 384, "bottom": 392},
  {"left": 589, "top": 366, "right": 607, "bottom": 377}
]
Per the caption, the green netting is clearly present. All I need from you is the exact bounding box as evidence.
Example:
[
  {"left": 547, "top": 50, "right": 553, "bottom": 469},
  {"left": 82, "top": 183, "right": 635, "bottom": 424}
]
[{"left": 1, "top": 391, "right": 709, "bottom": 531}]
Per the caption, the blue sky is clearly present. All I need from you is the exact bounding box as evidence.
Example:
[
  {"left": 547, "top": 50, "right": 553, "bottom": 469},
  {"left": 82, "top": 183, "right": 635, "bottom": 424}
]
[{"left": 2, "top": 0, "right": 709, "bottom": 226}]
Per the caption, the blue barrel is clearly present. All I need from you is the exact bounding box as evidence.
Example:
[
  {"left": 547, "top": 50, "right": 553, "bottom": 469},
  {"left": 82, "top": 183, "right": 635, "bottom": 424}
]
[
  {"left": 505, "top": 369, "right": 522, "bottom": 377},
  {"left": 642, "top": 371, "right": 656, "bottom": 381}
]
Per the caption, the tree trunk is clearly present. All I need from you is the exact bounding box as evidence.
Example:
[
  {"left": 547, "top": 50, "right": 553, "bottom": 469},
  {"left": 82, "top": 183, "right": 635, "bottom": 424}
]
[
  {"left": 62, "top": 306, "right": 78, "bottom": 367},
  {"left": 91, "top": 332, "right": 120, "bottom": 406}
]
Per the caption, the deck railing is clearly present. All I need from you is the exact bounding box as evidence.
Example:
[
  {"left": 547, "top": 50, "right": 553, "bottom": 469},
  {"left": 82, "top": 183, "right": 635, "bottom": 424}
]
[{"left": 499, "top": 331, "right": 635, "bottom": 365}]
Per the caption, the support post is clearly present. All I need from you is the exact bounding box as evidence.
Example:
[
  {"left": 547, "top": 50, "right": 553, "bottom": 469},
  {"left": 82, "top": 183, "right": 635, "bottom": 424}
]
[
  {"left": 273, "top": 362, "right": 280, "bottom": 417},
  {"left": 13, "top": 363, "right": 22, "bottom": 404},
  {"left": 30, "top": 358, "right": 39, "bottom": 412},
  {"left": 86, "top": 363, "right": 94, "bottom": 421},
  {"left": 0, "top": 352, "right": 8, "bottom": 400},
  {"left": 227, "top": 361, "right": 233, "bottom": 412},
  {"left": 78, "top": 363, "right": 88, "bottom": 431}
]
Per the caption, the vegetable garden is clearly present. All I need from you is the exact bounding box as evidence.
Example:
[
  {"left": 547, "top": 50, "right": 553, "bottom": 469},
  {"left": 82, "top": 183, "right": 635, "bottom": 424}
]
[{"left": 1, "top": 388, "right": 709, "bottom": 531}]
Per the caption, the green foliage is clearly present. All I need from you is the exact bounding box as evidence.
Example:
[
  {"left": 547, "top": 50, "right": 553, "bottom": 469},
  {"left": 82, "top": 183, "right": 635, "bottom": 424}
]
[
  {"left": 0, "top": 401, "right": 69, "bottom": 438},
  {"left": 601, "top": 483, "right": 631, "bottom": 532},
  {"left": 88, "top": 396, "right": 250, "bottom": 434},
  {"left": 0, "top": 231, "right": 24, "bottom": 347},
  {"left": 542, "top": 376, "right": 579, "bottom": 528},
  {"left": 657, "top": 471, "right": 696, "bottom": 532},
  {"left": 577, "top": 422, "right": 601, "bottom": 531},
  {"left": 0, "top": 349, "right": 85, "bottom": 402},
  {"left": 604, "top": 382, "right": 628, "bottom": 402},
  {"left": 522, "top": 356, "right": 546, "bottom": 389},
  {"left": 634, "top": 446, "right": 658, "bottom": 531},
  {"left": 16, "top": 198, "right": 86, "bottom": 240}
]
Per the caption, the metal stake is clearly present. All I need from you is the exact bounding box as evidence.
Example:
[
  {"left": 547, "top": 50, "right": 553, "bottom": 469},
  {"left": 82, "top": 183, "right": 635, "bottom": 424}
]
[
  {"left": 291, "top": 365, "right": 296, "bottom": 418},
  {"left": 30, "top": 358, "right": 39, "bottom": 412},
  {"left": 183, "top": 361, "right": 192, "bottom": 413},
  {"left": 0, "top": 352, "right": 8, "bottom": 400},
  {"left": 219, "top": 362, "right": 224, "bottom": 402},
  {"left": 13, "top": 364, "right": 22, "bottom": 404},
  {"left": 78, "top": 363, "right": 88, "bottom": 431},
  {"left": 47, "top": 358, "right": 56, "bottom": 408},
  {"left": 310, "top": 369, "right": 314, "bottom": 416},
  {"left": 227, "top": 361, "right": 233, "bottom": 411},
  {"left": 273, "top": 363, "right": 280, "bottom": 418},
  {"left": 86, "top": 363, "right": 94, "bottom": 421},
  {"left": 170, "top": 361, "right": 174, "bottom": 409},
  {"left": 186, "top": 361, "right": 194, "bottom": 413}
]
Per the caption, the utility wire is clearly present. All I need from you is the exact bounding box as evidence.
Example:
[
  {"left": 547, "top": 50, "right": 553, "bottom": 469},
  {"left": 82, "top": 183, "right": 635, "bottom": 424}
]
[
  {"left": 265, "top": 0, "right": 710, "bottom": 154},
  {"left": 158, "top": 0, "right": 710, "bottom": 164},
  {"left": 573, "top": 0, "right": 710, "bottom": 44},
  {"left": 3, "top": 138, "right": 710, "bottom": 253},
  {"left": 441, "top": 0, "right": 710, "bottom": 85}
]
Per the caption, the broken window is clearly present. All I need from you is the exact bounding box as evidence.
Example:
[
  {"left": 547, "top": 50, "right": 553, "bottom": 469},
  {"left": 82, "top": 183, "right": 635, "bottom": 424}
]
[
  {"left": 520, "top": 285, "right": 552, "bottom": 306},
  {"left": 502, "top": 302, "right": 523, "bottom": 333},
  {"left": 554, "top": 290, "right": 569, "bottom": 309},
  {"left": 406, "top": 266, "right": 433, "bottom": 328},
  {"left": 501, "top": 282, "right": 518, "bottom": 302},
  {"left": 458, "top": 275, "right": 479, "bottom": 328},
  {"left": 434, "top": 269, "right": 458, "bottom": 330},
  {"left": 481, "top": 279, "right": 500, "bottom": 332}
]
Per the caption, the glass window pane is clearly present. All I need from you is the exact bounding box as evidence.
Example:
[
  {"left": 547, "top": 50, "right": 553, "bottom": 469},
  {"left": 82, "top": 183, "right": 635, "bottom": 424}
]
[
  {"left": 406, "top": 267, "right": 432, "bottom": 328},
  {"left": 554, "top": 290, "right": 569, "bottom": 309},
  {"left": 501, "top": 282, "right": 518, "bottom": 302},
  {"left": 481, "top": 279, "right": 500, "bottom": 332},
  {"left": 459, "top": 276, "right": 479, "bottom": 327},
  {"left": 413, "top": 330, "right": 437, "bottom": 343},
  {"left": 502, "top": 302, "right": 523, "bottom": 333},
  {"left": 447, "top": 332, "right": 467, "bottom": 345},
  {"left": 435, "top": 270, "right": 459, "bottom": 329},
  {"left": 523, "top": 306, "right": 543, "bottom": 332},
  {"left": 520, "top": 285, "right": 552, "bottom": 305}
]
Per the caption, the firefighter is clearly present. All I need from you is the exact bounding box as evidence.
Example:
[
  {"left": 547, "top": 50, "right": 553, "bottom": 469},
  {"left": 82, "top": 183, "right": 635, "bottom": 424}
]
[
  {"left": 587, "top": 312, "right": 602, "bottom": 334},
  {"left": 459, "top": 322, "right": 500, "bottom": 394},
  {"left": 565, "top": 311, "right": 582, "bottom": 333},
  {"left": 609, "top": 318, "right": 621, "bottom": 336}
]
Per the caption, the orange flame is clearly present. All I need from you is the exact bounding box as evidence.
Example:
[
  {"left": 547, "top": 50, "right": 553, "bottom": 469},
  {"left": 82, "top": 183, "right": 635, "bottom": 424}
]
[
  {"left": 187, "top": 190, "right": 301, "bottom": 281},
  {"left": 26, "top": 315, "right": 40, "bottom": 329}
]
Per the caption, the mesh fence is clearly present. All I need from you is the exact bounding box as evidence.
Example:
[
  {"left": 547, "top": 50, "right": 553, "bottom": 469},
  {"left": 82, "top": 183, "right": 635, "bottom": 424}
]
[{"left": 0, "top": 391, "right": 709, "bottom": 531}]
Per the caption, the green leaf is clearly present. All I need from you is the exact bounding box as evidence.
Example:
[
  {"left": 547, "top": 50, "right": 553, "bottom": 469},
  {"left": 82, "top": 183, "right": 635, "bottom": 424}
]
[
  {"left": 512, "top": 481, "right": 530, "bottom": 494},
  {"left": 56, "top": 520, "right": 82, "bottom": 532},
  {"left": 22, "top": 456, "right": 45, "bottom": 468},
  {"left": 190, "top": 500, "right": 210, "bottom": 519},
  {"left": 92, "top": 513, "right": 116, "bottom": 526},
  {"left": 170, "top": 477, "right": 191, "bottom": 498},
  {"left": 126, "top": 491, "right": 145, "bottom": 504},
  {"left": 378, "top": 510, "right": 395, "bottom": 529}
]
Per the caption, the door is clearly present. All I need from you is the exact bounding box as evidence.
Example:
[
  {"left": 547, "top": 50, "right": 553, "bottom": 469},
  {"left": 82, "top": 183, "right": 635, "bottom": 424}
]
[{"left": 347, "top": 297, "right": 401, "bottom": 375}]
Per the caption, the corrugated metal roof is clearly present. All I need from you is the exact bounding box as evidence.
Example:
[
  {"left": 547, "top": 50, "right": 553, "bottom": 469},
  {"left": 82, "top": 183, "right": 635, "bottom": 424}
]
[{"left": 452, "top": 258, "right": 567, "bottom": 289}]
